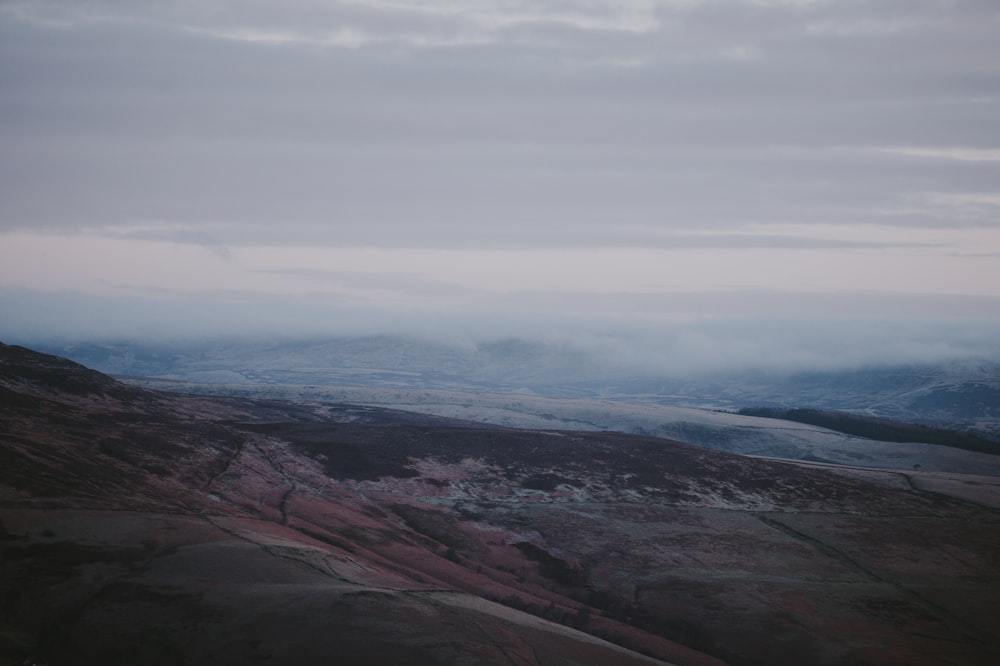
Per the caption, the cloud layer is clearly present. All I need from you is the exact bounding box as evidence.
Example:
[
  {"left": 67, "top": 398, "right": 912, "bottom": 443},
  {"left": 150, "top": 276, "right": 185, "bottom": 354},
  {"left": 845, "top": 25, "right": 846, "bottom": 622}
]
[
  {"left": 1, "top": 1, "right": 999, "bottom": 370},
  {"left": 3, "top": 0, "right": 999, "bottom": 242}
]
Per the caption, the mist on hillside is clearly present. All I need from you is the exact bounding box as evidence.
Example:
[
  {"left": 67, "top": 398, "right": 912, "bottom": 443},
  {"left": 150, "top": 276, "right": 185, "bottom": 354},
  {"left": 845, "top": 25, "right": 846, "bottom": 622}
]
[{"left": 4, "top": 287, "right": 1000, "bottom": 381}]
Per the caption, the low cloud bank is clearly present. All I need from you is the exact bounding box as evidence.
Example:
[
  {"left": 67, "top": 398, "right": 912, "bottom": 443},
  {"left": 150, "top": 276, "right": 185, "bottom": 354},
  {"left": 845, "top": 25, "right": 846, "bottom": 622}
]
[{"left": 3, "top": 288, "right": 999, "bottom": 379}]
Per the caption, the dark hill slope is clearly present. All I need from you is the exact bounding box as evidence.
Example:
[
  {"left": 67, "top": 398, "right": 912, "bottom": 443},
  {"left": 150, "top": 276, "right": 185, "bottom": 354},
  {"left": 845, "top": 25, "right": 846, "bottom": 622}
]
[
  {"left": 738, "top": 406, "right": 999, "bottom": 453},
  {"left": 2, "top": 343, "right": 999, "bottom": 666}
]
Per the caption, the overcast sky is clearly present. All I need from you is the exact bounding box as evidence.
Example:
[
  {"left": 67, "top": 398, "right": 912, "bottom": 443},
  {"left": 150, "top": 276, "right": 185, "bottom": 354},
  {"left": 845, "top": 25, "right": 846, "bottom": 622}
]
[{"left": 1, "top": 0, "right": 999, "bottom": 370}]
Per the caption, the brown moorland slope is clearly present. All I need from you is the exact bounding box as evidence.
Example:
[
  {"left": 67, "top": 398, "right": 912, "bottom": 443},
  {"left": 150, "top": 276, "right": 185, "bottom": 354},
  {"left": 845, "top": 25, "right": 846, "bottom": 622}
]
[{"left": 2, "top": 342, "right": 999, "bottom": 666}]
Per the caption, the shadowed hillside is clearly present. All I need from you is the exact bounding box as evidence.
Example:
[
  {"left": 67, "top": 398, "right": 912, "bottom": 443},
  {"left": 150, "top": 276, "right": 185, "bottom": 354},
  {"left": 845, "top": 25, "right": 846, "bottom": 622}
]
[
  {"left": 738, "top": 407, "right": 999, "bottom": 453},
  {"left": 2, "top": 342, "right": 1000, "bottom": 666}
]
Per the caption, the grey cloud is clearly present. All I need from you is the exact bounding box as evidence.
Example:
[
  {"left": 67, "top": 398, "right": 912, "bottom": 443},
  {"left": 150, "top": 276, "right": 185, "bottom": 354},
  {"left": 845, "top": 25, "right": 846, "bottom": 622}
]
[
  {"left": 2, "top": 0, "right": 997, "bottom": 379},
  {"left": 252, "top": 268, "right": 477, "bottom": 298},
  {"left": 1, "top": 0, "right": 999, "bottom": 247}
]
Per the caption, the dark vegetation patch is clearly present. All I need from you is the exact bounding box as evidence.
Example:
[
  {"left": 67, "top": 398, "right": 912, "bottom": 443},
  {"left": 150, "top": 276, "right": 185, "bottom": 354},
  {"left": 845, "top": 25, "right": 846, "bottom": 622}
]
[
  {"left": 391, "top": 504, "right": 469, "bottom": 551},
  {"left": 909, "top": 384, "right": 1000, "bottom": 419},
  {"left": 512, "top": 542, "right": 585, "bottom": 586},
  {"left": 35, "top": 582, "right": 214, "bottom": 666},
  {"left": 97, "top": 434, "right": 188, "bottom": 465},
  {"left": 293, "top": 526, "right": 357, "bottom": 553},
  {"left": 240, "top": 422, "right": 961, "bottom": 513},
  {"left": 555, "top": 586, "right": 709, "bottom": 655},
  {"left": 2, "top": 541, "right": 151, "bottom": 579},
  {"left": 0, "top": 386, "right": 59, "bottom": 412},
  {"left": 738, "top": 407, "right": 1000, "bottom": 453},
  {"left": 520, "top": 473, "right": 581, "bottom": 491},
  {"left": 0, "top": 441, "right": 142, "bottom": 498},
  {"left": 247, "top": 423, "right": 422, "bottom": 481},
  {"left": 0, "top": 342, "right": 142, "bottom": 402},
  {"left": 0, "top": 520, "right": 17, "bottom": 542},
  {"left": 244, "top": 422, "right": 712, "bottom": 484},
  {"left": 853, "top": 597, "right": 939, "bottom": 627},
  {"left": 339, "top": 525, "right": 418, "bottom": 548},
  {"left": 84, "top": 581, "right": 205, "bottom": 610}
]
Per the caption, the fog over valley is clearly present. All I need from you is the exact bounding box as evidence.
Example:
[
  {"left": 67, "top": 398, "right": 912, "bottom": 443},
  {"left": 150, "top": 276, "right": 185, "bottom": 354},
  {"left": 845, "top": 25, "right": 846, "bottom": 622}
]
[{"left": 2, "top": 0, "right": 999, "bottom": 368}]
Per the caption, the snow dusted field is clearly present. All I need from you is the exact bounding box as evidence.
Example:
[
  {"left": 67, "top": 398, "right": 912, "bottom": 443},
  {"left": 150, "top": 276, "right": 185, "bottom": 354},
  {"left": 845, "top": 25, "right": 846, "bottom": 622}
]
[{"left": 126, "top": 379, "right": 1000, "bottom": 477}]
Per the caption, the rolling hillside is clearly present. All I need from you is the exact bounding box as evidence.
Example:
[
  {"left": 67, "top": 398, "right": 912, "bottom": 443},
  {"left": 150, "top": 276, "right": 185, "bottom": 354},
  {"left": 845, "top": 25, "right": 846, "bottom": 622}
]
[{"left": 3, "top": 342, "right": 1000, "bottom": 665}]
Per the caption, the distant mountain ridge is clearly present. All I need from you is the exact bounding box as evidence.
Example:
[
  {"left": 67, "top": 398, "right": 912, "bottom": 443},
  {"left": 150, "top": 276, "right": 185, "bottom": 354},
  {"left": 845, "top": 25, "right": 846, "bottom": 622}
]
[{"left": 25, "top": 335, "right": 1000, "bottom": 430}]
